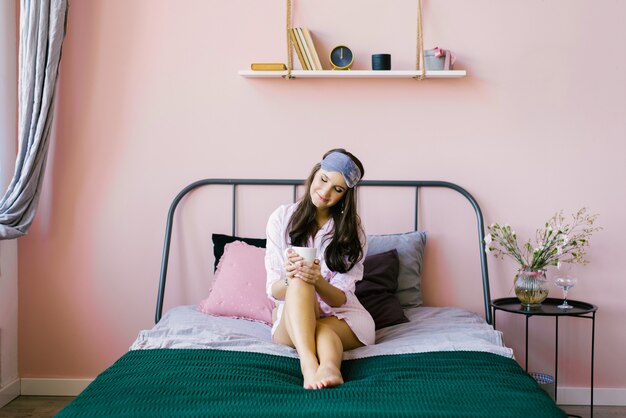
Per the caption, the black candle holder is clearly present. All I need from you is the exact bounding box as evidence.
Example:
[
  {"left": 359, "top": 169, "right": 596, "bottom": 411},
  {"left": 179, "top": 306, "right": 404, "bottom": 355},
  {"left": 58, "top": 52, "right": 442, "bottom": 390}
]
[{"left": 371, "top": 54, "right": 391, "bottom": 70}]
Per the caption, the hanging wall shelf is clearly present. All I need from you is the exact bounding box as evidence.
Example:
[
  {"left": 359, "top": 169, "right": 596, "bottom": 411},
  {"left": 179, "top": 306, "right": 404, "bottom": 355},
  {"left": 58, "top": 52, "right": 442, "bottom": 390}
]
[
  {"left": 241, "top": 0, "right": 466, "bottom": 80},
  {"left": 239, "top": 70, "right": 466, "bottom": 79}
]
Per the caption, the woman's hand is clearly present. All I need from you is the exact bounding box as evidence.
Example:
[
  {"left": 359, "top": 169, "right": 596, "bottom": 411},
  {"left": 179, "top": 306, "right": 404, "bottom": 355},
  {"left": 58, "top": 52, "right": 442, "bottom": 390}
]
[
  {"left": 284, "top": 249, "right": 322, "bottom": 287},
  {"left": 283, "top": 249, "right": 345, "bottom": 307},
  {"left": 283, "top": 250, "right": 300, "bottom": 285},
  {"left": 294, "top": 259, "right": 322, "bottom": 286}
]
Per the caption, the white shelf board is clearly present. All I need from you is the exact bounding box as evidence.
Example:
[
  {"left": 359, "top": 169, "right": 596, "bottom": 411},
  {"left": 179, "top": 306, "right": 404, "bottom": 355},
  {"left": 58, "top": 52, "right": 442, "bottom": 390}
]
[{"left": 239, "top": 69, "right": 466, "bottom": 79}]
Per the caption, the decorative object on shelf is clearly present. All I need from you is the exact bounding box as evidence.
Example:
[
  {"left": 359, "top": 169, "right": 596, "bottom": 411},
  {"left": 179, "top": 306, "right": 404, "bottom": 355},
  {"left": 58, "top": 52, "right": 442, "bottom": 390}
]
[
  {"left": 514, "top": 269, "right": 549, "bottom": 308},
  {"left": 372, "top": 54, "right": 391, "bottom": 70},
  {"left": 251, "top": 63, "right": 287, "bottom": 71},
  {"left": 330, "top": 45, "right": 354, "bottom": 70},
  {"left": 288, "top": 27, "right": 322, "bottom": 70},
  {"left": 424, "top": 47, "right": 455, "bottom": 70},
  {"left": 301, "top": 28, "right": 322, "bottom": 69},
  {"left": 485, "top": 208, "right": 601, "bottom": 307},
  {"left": 413, "top": 1, "right": 457, "bottom": 79},
  {"left": 288, "top": 28, "right": 309, "bottom": 70}
]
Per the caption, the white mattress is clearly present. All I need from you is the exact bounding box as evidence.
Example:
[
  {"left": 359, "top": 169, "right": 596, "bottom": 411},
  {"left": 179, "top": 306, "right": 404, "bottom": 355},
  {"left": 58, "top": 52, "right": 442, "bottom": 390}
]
[{"left": 130, "top": 305, "right": 513, "bottom": 359}]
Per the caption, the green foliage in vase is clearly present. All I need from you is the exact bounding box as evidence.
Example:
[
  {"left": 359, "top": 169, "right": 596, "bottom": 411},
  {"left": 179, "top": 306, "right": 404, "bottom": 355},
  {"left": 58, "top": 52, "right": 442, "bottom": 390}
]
[{"left": 484, "top": 208, "right": 601, "bottom": 271}]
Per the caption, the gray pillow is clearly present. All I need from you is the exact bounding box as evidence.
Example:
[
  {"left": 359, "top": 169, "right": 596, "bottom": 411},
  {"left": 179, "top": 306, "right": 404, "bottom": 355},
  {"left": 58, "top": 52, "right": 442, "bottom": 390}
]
[{"left": 366, "top": 230, "right": 427, "bottom": 308}]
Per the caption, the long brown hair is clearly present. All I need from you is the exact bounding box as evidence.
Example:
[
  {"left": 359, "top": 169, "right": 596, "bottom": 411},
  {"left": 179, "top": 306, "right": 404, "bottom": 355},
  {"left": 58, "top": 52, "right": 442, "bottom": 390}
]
[{"left": 287, "top": 149, "right": 365, "bottom": 273}]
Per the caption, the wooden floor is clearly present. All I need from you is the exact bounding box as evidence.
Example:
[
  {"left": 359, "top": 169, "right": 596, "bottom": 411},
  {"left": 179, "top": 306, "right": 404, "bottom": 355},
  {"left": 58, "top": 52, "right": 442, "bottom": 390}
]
[
  {"left": 0, "top": 397, "right": 74, "bottom": 418},
  {"left": 0, "top": 396, "right": 624, "bottom": 417},
  {"left": 560, "top": 404, "right": 626, "bottom": 418}
]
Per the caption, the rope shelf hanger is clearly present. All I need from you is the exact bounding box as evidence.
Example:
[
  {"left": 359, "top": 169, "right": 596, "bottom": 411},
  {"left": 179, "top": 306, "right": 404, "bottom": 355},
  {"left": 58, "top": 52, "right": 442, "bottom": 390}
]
[
  {"left": 284, "top": 0, "right": 427, "bottom": 80},
  {"left": 415, "top": 0, "right": 425, "bottom": 80},
  {"left": 285, "top": 0, "right": 294, "bottom": 79}
]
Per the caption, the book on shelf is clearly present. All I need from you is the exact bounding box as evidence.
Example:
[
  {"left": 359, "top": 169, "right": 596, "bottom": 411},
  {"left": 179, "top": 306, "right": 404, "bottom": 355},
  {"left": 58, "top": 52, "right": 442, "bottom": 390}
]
[
  {"left": 301, "top": 28, "right": 323, "bottom": 70},
  {"left": 295, "top": 28, "right": 315, "bottom": 70},
  {"left": 250, "top": 63, "right": 287, "bottom": 71},
  {"left": 288, "top": 28, "right": 311, "bottom": 70}
]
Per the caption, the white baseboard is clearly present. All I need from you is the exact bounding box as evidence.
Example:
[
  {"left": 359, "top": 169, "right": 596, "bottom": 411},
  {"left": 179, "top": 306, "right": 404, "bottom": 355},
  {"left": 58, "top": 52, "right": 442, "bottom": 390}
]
[
  {"left": 13, "top": 378, "right": 626, "bottom": 406},
  {"left": 20, "top": 378, "right": 93, "bottom": 396},
  {"left": 0, "top": 378, "right": 20, "bottom": 408},
  {"left": 557, "top": 387, "right": 626, "bottom": 406}
]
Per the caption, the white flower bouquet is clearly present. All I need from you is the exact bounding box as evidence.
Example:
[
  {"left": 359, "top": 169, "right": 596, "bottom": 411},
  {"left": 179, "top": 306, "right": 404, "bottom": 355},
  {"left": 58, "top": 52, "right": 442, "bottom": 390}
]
[{"left": 484, "top": 208, "right": 601, "bottom": 271}]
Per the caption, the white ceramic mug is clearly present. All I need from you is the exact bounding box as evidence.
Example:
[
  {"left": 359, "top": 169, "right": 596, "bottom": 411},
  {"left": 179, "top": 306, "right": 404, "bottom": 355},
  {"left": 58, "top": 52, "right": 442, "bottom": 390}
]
[{"left": 290, "top": 246, "right": 317, "bottom": 262}]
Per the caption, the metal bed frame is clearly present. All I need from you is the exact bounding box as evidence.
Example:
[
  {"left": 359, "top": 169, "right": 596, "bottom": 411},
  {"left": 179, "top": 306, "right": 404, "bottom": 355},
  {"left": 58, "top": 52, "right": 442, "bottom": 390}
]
[{"left": 155, "top": 179, "right": 492, "bottom": 325}]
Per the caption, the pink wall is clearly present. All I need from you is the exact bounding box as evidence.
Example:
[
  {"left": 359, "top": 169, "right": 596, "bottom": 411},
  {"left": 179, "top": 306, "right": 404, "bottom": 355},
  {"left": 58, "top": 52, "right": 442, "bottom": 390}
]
[{"left": 18, "top": 0, "right": 626, "bottom": 394}]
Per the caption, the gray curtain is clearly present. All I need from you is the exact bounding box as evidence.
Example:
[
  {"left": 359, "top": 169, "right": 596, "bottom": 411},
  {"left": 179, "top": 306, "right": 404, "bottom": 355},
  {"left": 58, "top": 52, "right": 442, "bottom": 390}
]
[{"left": 0, "top": 0, "right": 68, "bottom": 239}]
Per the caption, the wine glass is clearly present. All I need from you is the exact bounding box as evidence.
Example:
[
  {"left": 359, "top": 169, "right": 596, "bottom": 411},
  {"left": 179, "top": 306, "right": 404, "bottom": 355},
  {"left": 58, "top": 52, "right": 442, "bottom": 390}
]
[{"left": 554, "top": 277, "right": 578, "bottom": 309}]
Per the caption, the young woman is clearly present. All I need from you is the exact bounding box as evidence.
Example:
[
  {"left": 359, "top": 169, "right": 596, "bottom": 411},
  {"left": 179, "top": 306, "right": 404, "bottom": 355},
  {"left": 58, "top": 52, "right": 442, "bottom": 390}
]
[{"left": 265, "top": 149, "right": 375, "bottom": 390}]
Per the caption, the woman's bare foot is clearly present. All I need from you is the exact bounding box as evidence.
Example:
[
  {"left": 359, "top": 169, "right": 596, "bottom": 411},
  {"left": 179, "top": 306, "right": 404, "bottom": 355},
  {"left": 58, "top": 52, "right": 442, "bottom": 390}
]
[
  {"left": 311, "top": 364, "right": 343, "bottom": 389},
  {"left": 301, "top": 362, "right": 320, "bottom": 389}
]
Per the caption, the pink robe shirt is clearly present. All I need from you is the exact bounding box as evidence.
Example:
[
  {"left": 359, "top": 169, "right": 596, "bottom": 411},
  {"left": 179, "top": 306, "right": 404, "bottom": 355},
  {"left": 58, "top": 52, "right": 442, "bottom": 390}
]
[{"left": 265, "top": 203, "right": 375, "bottom": 346}]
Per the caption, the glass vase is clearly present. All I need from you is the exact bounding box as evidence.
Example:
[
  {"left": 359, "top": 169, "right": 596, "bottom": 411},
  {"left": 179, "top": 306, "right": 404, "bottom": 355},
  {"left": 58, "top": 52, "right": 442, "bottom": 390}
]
[{"left": 514, "top": 269, "right": 548, "bottom": 308}]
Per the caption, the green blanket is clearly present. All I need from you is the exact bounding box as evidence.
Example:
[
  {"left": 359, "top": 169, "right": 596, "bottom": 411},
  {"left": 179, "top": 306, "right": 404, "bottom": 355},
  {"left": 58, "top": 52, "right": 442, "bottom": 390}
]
[{"left": 57, "top": 349, "right": 565, "bottom": 418}]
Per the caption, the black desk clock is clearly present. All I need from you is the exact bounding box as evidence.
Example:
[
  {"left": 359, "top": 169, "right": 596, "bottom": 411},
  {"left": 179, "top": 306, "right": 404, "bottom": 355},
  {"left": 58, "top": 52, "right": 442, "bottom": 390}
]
[{"left": 330, "top": 45, "right": 354, "bottom": 70}]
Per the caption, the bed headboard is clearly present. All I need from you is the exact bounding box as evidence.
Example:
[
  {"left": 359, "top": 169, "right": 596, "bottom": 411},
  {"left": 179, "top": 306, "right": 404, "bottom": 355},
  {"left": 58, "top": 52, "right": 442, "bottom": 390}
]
[{"left": 155, "top": 179, "right": 492, "bottom": 325}]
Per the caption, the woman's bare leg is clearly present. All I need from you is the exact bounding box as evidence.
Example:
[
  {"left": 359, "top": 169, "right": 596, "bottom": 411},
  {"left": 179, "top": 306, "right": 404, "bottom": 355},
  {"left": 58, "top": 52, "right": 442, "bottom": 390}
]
[
  {"left": 311, "top": 317, "right": 363, "bottom": 388},
  {"left": 272, "top": 279, "right": 320, "bottom": 388},
  {"left": 272, "top": 281, "right": 364, "bottom": 389},
  {"left": 310, "top": 322, "right": 343, "bottom": 388}
]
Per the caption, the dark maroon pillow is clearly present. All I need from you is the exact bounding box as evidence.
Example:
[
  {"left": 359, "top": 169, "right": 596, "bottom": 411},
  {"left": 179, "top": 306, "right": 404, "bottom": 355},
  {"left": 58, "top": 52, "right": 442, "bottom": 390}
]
[{"left": 356, "top": 249, "right": 409, "bottom": 330}]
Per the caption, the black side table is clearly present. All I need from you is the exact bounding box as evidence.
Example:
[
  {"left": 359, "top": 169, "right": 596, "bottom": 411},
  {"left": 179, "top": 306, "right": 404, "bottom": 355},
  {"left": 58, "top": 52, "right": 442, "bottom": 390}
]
[{"left": 491, "top": 297, "right": 597, "bottom": 417}]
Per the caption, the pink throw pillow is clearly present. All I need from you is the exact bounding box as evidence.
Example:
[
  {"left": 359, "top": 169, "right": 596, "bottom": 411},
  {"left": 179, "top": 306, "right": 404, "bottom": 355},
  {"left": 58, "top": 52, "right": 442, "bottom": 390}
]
[{"left": 198, "top": 240, "right": 274, "bottom": 325}]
